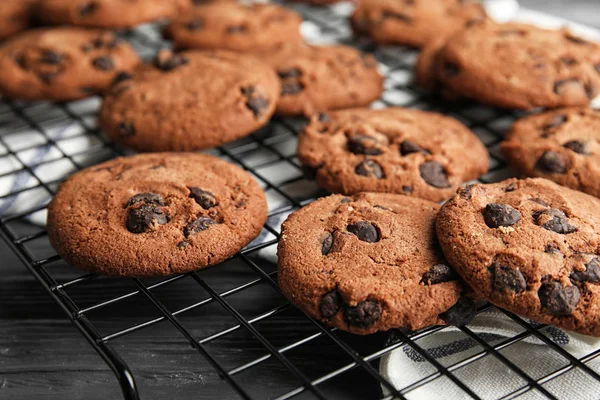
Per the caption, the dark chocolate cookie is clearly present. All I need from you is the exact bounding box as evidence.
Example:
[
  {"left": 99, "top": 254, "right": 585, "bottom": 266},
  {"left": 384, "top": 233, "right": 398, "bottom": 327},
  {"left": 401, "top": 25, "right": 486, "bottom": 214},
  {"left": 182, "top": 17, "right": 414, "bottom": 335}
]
[
  {"left": 47, "top": 153, "right": 267, "bottom": 277},
  {"left": 437, "top": 178, "right": 600, "bottom": 336},
  {"left": 297, "top": 107, "right": 489, "bottom": 202},
  {"left": 502, "top": 107, "right": 600, "bottom": 198},
  {"left": 99, "top": 49, "right": 280, "bottom": 151},
  {"left": 0, "top": 28, "right": 139, "bottom": 101},
  {"left": 278, "top": 192, "right": 471, "bottom": 335}
]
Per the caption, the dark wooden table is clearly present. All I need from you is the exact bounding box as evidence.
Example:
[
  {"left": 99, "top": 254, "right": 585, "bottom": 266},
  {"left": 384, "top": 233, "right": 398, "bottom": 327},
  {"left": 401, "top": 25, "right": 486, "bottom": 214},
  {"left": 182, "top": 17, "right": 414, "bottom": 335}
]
[{"left": 1, "top": 1, "right": 598, "bottom": 400}]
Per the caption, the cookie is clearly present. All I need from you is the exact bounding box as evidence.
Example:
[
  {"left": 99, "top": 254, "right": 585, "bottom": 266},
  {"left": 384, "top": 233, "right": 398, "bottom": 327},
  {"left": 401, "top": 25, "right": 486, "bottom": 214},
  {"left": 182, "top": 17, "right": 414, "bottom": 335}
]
[
  {"left": 0, "top": 0, "right": 35, "bottom": 41},
  {"left": 501, "top": 108, "right": 600, "bottom": 199},
  {"left": 99, "top": 49, "right": 280, "bottom": 152},
  {"left": 165, "top": 3, "right": 303, "bottom": 52},
  {"left": 351, "top": 0, "right": 486, "bottom": 48},
  {"left": 38, "top": 0, "right": 178, "bottom": 29},
  {"left": 47, "top": 153, "right": 267, "bottom": 277},
  {"left": 420, "top": 22, "right": 600, "bottom": 109},
  {"left": 436, "top": 178, "right": 600, "bottom": 336},
  {"left": 277, "top": 192, "right": 475, "bottom": 335},
  {"left": 259, "top": 44, "right": 383, "bottom": 116},
  {"left": 0, "top": 28, "right": 139, "bottom": 101},
  {"left": 297, "top": 107, "right": 489, "bottom": 202}
]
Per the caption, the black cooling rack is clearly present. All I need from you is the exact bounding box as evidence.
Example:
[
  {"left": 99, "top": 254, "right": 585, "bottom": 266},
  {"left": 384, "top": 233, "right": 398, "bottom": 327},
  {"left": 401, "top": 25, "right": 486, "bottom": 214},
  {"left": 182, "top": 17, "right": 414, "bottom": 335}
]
[{"left": 2, "top": 3, "right": 600, "bottom": 400}]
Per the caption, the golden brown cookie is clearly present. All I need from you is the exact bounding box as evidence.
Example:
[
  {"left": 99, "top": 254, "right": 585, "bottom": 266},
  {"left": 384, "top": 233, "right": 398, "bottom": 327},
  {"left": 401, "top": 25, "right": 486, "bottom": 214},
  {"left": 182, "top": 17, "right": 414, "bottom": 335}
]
[
  {"left": 0, "top": 28, "right": 139, "bottom": 101},
  {"left": 47, "top": 153, "right": 267, "bottom": 277},
  {"left": 297, "top": 107, "right": 489, "bottom": 202},
  {"left": 0, "top": 0, "right": 36, "bottom": 41},
  {"left": 278, "top": 193, "right": 475, "bottom": 335},
  {"left": 99, "top": 49, "right": 280, "bottom": 152}
]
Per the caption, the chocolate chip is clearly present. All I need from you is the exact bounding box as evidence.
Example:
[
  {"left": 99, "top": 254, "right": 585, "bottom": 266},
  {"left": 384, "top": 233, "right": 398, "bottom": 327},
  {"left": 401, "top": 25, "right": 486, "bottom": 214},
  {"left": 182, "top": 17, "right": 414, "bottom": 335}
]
[
  {"left": 459, "top": 184, "right": 473, "bottom": 199},
  {"left": 439, "top": 297, "right": 477, "bottom": 327},
  {"left": 421, "top": 264, "right": 457, "bottom": 285},
  {"left": 227, "top": 25, "right": 248, "bottom": 34},
  {"left": 402, "top": 185, "right": 413, "bottom": 193},
  {"left": 112, "top": 71, "right": 132, "bottom": 86},
  {"left": 185, "top": 19, "right": 203, "bottom": 31},
  {"left": 340, "top": 197, "right": 352, "bottom": 204},
  {"left": 92, "top": 56, "right": 114, "bottom": 71},
  {"left": 118, "top": 121, "right": 135, "bottom": 137},
  {"left": 278, "top": 68, "right": 301, "bottom": 79},
  {"left": 184, "top": 216, "right": 217, "bottom": 237},
  {"left": 177, "top": 240, "right": 188, "bottom": 249},
  {"left": 189, "top": 187, "right": 218, "bottom": 209},
  {"left": 570, "top": 258, "right": 600, "bottom": 283},
  {"left": 320, "top": 290, "right": 342, "bottom": 318},
  {"left": 400, "top": 140, "right": 430, "bottom": 156},
  {"left": 125, "top": 192, "right": 164, "bottom": 208},
  {"left": 533, "top": 209, "right": 576, "bottom": 234},
  {"left": 318, "top": 112, "right": 330, "bottom": 122},
  {"left": 504, "top": 182, "right": 518, "bottom": 192},
  {"left": 419, "top": 161, "right": 450, "bottom": 188},
  {"left": 241, "top": 86, "right": 268, "bottom": 118},
  {"left": 154, "top": 51, "right": 189, "bottom": 71},
  {"left": 344, "top": 300, "right": 382, "bottom": 328},
  {"left": 348, "top": 135, "right": 383, "bottom": 155},
  {"left": 443, "top": 62, "right": 460, "bottom": 77},
  {"left": 489, "top": 263, "right": 526, "bottom": 293},
  {"left": 542, "top": 114, "right": 567, "bottom": 132},
  {"left": 321, "top": 232, "right": 334, "bottom": 255},
  {"left": 563, "top": 140, "right": 589, "bottom": 155},
  {"left": 79, "top": 2, "right": 98, "bottom": 16},
  {"left": 381, "top": 11, "right": 412, "bottom": 23},
  {"left": 127, "top": 205, "right": 168, "bottom": 233},
  {"left": 355, "top": 159, "right": 383, "bottom": 179},
  {"left": 483, "top": 204, "right": 521, "bottom": 228},
  {"left": 535, "top": 151, "right": 567, "bottom": 174},
  {"left": 545, "top": 243, "right": 562, "bottom": 255},
  {"left": 539, "top": 281, "right": 580, "bottom": 316},
  {"left": 347, "top": 221, "right": 379, "bottom": 243},
  {"left": 40, "top": 50, "right": 62, "bottom": 65},
  {"left": 281, "top": 82, "right": 304, "bottom": 95}
]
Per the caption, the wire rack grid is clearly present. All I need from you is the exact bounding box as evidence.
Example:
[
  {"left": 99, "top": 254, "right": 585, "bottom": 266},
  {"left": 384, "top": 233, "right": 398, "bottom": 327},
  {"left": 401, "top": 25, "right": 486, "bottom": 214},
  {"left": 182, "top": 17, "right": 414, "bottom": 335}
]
[{"left": 2, "top": 3, "right": 600, "bottom": 400}]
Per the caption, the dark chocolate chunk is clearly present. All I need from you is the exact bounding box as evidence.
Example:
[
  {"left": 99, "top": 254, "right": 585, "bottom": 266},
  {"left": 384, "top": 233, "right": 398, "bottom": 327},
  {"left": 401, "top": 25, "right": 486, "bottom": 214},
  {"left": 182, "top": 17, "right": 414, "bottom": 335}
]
[
  {"left": 483, "top": 203, "right": 521, "bottom": 228},
  {"left": 320, "top": 290, "right": 342, "bottom": 318},
  {"left": 40, "top": 50, "right": 62, "bottom": 65},
  {"left": 402, "top": 185, "right": 413, "bottom": 193},
  {"left": 539, "top": 281, "right": 580, "bottom": 316},
  {"left": 348, "top": 135, "right": 383, "bottom": 155},
  {"left": 489, "top": 263, "right": 526, "bottom": 293},
  {"left": 241, "top": 86, "right": 268, "bottom": 118},
  {"left": 184, "top": 216, "right": 217, "bottom": 237},
  {"left": 570, "top": 258, "right": 600, "bottom": 283},
  {"left": 420, "top": 264, "right": 457, "bottom": 285},
  {"left": 344, "top": 300, "right": 382, "bottom": 328},
  {"left": 563, "top": 140, "right": 589, "bottom": 155},
  {"left": 321, "top": 232, "right": 334, "bottom": 255},
  {"left": 459, "top": 184, "right": 474, "bottom": 199},
  {"left": 127, "top": 205, "right": 168, "bottom": 233},
  {"left": 92, "top": 56, "right": 114, "bottom": 71},
  {"left": 533, "top": 209, "right": 576, "bottom": 234},
  {"left": 535, "top": 151, "right": 567, "bottom": 174},
  {"left": 281, "top": 82, "right": 304, "bottom": 95},
  {"left": 355, "top": 159, "right": 384, "bottom": 179},
  {"left": 278, "top": 68, "right": 302, "bottom": 79},
  {"left": 189, "top": 187, "right": 218, "bottom": 209},
  {"left": 125, "top": 192, "right": 164, "bottom": 208},
  {"left": 419, "top": 161, "right": 450, "bottom": 188},
  {"left": 347, "top": 221, "right": 379, "bottom": 243},
  {"left": 112, "top": 71, "right": 132, "bottom": 86},
  {"left": 545, "top": 243, "right": 562, "bottom": 255},
  {"left": 400, "top": 140, "right": 430, "bottom": 156}
]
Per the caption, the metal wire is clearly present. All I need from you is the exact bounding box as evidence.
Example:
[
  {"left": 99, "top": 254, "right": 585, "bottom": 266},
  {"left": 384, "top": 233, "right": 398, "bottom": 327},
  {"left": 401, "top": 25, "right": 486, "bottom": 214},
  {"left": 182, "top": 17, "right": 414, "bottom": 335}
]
[{"left": 0, "top": 3, "right": 598, "bottom": 400}]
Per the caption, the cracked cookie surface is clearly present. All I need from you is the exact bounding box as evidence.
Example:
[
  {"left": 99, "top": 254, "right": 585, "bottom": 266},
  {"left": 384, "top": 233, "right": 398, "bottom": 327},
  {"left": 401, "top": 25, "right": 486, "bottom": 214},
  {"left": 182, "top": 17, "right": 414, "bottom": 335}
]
[
  {"left": 351, "top": 0, "right": 486, "bottom": 48},
  {"left": 436, "top": 178, "right": 600, "bottom": 336},
  {"left": 0, "top": 28, "right": 139, "bottom": 101},
  {"left": 99, "top": 49, "right": 280, "bottom": 151},
  {"left": 165, "top": 2, "right": 303, "bottom": 52},
  {"left": 277, "top": 193, "right": 471, "bottom": 335},
  {"left": 501, "top": 107, "right": 600, "bottom": 199},
  {"left": 259, "top": 44, "right": 383, "bottom": 116},
  {"left": 419, "top": 22, "right": 600, "bottom": 109},
  {"left": 47, "top": 153, "right": 267, "bottom": 277},
  {"left": 297, "top": 107, "right": 489, "bottom": 202}
]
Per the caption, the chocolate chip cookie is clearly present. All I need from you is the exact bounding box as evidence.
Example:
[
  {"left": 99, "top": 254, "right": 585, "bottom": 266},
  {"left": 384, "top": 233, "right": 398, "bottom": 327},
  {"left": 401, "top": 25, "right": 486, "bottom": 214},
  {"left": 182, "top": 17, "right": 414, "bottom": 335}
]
[
  {"left": 437, "top": 178, "right": 600, "bottom": 336},
  {"left": 351, "top": 0, "right": 486, "bottom": 48},
  {"left": 0, "top": 0, "right": 36, "bottom": 41},
  {"left": 278, "top": 193, "right": 474, "bottom": 335},
  {"left": 0, "top": 28, "right": 139, "bottom": 101},
  {"left": 419, "top": 22, "right": 600, "bottom": 109},
  {"left": 297, "top": 107, "right": 489, "bottom": 202},
  {"left": 165, "top": 3, "right": 303, "bottom": 52},
  {"left": 47, "top": 153, "right": 267, "bottom": 277},
  {"left": 38, "top": 0, "right": 178, "bottom": 29},
  {"left": 260, "top": 44, "right": 383, "bottom": 116},
  {"left": 502, "top": 108, "right": 600, "bottom": 199},
  {"left": 99, "top": 49, "right": 280, "bottom": 152}
]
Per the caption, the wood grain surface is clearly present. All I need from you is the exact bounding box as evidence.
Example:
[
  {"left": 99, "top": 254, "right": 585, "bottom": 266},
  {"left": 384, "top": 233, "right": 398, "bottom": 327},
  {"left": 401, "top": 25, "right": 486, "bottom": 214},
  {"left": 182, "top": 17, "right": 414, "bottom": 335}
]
[{"left": 1, "top": 2, "right": 599, "bottom": 400}]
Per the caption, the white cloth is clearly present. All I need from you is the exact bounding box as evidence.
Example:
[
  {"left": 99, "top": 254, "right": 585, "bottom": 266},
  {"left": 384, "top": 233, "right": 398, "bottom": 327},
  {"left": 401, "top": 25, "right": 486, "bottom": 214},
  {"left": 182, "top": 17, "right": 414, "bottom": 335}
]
[{"left": 379, "top": 3, "right": 600, "bottom": 399}]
